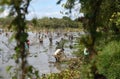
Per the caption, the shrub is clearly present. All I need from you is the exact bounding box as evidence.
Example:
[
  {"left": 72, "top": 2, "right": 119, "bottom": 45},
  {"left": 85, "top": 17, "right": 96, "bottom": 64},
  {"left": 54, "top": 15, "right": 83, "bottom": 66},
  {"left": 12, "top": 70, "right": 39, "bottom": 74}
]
[
  {"left": 96, "top": 41, "right": 120, "bottom": 79},
  {"left": 40, "top": 69, "right": 80, "bottom": 79}
]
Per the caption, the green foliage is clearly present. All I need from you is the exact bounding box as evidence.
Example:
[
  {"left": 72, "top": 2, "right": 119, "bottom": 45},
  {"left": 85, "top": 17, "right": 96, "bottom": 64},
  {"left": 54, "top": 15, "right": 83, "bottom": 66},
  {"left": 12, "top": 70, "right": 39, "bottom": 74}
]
[
  {"left": 0, "top": 0, "right": 11, "bottom": 5},
  {"left": 114, "top": 12, "right": 120, "bottom": 26},
  {"left": 0, "top": 17, "right": 14, "bottom": 29},
  {"left": 6, "top": 66, "right": 13, "bottom": 72},
  {"left": 80, "top": 63, "right": 94, "bottom": 79},
  {"left": 109, "top": 12, "right": 120, "bottom": 35},
  {"left": 72, "top": 37, "right": 85, "bottom": 57},
  {"left": 40, "top": 69, "right": 80, "bottom": 79},
  {"left": 32, "top": 18, "right": 38, "bottom": 26},
  {"left": 19, "top": 32, "right": 28, "bottom": 42},
  {"left": 80, "top": 34, "right": 93, "bottom": 47},
  {"left": 0, "top": 0, "right": 40, "bottom": 79},
  {"left": 0, "top": 6, "right": 4, "bottom": 12},
  {"left": 27, "top": 17, "right": 81, "bottom": 30},
  {"left": 97, "top": 41, "right": 120, "bottom": 79},
  {"left": 27, "top": 66, "right": 40, "bottom": 79},
  {"left": 6, "top": 65, "right": 18, "bottom": 79},
  {"left": 58, "top": 0, "right": 120, "bottom": 79}
]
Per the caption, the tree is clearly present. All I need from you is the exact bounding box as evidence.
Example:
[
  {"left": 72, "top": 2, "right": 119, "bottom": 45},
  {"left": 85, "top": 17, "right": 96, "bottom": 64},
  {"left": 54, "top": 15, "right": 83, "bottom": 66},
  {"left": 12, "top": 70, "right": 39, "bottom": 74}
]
[
  {"left": 29, "top": 17, "right": 80, "bottom": 29},
  {"left": 57, "top": 0, "right": 120, "bottom": 78},
  {"left": 0, "top": 0, "right": 39, "bottom": 79}
]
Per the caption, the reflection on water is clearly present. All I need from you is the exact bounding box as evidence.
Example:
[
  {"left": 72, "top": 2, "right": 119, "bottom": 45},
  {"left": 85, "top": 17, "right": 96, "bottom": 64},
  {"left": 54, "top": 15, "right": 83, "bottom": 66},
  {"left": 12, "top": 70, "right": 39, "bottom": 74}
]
[{"left": 0, "top": 31, "right": 82, "bottom": 79}]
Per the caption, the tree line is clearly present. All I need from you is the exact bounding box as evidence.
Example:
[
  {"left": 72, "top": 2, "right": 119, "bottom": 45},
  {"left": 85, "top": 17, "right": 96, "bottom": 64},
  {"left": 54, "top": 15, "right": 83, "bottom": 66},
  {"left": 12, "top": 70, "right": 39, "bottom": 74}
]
[
  {"left": 28, "top": 16, "right": 82, "bottom": 30},
  {"left": 0, "top": 16, "right": 82, "bottom": 30}
]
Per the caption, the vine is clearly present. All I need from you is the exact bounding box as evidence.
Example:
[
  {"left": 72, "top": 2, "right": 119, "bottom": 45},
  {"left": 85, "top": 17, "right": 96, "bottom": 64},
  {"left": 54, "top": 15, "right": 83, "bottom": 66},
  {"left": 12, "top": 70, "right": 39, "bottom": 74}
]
[{"left": 0, "top": 0, "right": 39, "bottom": 79}]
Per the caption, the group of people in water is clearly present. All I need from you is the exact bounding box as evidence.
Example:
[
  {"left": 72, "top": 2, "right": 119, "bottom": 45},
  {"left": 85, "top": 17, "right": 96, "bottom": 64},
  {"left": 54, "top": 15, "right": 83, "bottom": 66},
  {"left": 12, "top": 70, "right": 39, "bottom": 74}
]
[
  {"left": 0, "top": 29, "right": 90, "bottom": 64},
  {"left": 24, "top": 31, "right": 75, "bottom": 62},
  {"left": 0, "top": 29, "right": 75, "bottom": 62}
]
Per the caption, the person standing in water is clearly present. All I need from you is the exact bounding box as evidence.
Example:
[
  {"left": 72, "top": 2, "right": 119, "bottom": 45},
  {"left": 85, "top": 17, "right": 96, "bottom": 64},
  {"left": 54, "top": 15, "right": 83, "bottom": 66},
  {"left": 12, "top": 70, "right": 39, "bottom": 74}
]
[
  {"left": 25, "top": 39, "right": 30, "bottom": 53},
  {"left": 83, "top": 48, "right": 89, "bottom": 62},
  {"left": 48, "top": 32, "right": 52, "bottom": 44}
]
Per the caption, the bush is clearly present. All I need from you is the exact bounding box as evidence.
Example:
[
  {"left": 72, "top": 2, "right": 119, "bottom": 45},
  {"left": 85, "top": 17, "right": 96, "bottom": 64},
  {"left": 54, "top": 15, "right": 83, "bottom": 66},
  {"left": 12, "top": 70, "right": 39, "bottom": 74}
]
[
  {"left": 40, "top": 69, "right": 80, "bottom": 79},
  {"left": 96, "top": 41, "right": 120, "bottom": 79}
]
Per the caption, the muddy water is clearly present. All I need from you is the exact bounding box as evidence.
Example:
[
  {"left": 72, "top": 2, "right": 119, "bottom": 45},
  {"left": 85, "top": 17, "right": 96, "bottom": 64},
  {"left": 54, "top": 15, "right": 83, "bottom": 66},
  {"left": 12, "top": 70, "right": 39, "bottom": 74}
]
[{"left": 0, "top": 31, "right": 83, "bottom": 79}]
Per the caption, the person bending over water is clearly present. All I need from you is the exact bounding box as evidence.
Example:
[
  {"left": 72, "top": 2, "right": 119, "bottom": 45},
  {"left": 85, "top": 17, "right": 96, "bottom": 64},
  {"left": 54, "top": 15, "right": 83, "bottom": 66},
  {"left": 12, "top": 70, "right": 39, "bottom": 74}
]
[{"left": 53, "top": 48, "right": 65, "bottom": 62}]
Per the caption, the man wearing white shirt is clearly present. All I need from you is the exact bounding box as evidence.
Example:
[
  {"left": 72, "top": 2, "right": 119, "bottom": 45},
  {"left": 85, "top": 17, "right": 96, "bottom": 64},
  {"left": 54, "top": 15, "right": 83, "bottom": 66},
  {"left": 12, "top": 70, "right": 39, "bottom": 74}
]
[{"left": 53, "top": 48, "right": 65, "bottom": 62}]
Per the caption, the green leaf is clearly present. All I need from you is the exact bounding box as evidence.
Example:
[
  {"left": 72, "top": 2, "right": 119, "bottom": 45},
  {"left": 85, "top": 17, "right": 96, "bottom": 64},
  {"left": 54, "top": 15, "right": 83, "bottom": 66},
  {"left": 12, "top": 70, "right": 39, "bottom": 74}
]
[
  {"left": 57, "top": 0, "right": 62, "bottom": 4},
  {"left": 28, "top": 66, "right": 33, "bottom": 73},
  {"left": 6, "top": 66, "right": 12, "bottom": 72},
  {"left": 35, "top": 70, "right": 39, "bottom": 78},
  {"left": 12, "top": 76, "right": 17, "bottom": 79}
]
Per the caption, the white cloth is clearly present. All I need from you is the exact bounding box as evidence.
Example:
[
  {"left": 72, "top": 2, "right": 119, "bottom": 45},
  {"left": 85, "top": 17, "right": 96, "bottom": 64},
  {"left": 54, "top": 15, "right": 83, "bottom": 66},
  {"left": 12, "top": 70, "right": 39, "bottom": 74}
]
[
  {"left": 54, "top": 49, "right": 62, "bottom": 56},
  {"left": 84, "top": 48, "right": 89, "bottom": 55}
]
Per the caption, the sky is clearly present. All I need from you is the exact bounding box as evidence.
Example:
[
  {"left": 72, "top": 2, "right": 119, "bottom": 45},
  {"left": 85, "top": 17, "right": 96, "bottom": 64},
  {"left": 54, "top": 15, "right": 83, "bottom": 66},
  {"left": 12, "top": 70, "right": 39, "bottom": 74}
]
[
  {"left": 0, "top": 0, "right": 83, "bottom": 20},
  {"left": 26, "top": 0, "right": 66, "bottom": 20}
]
